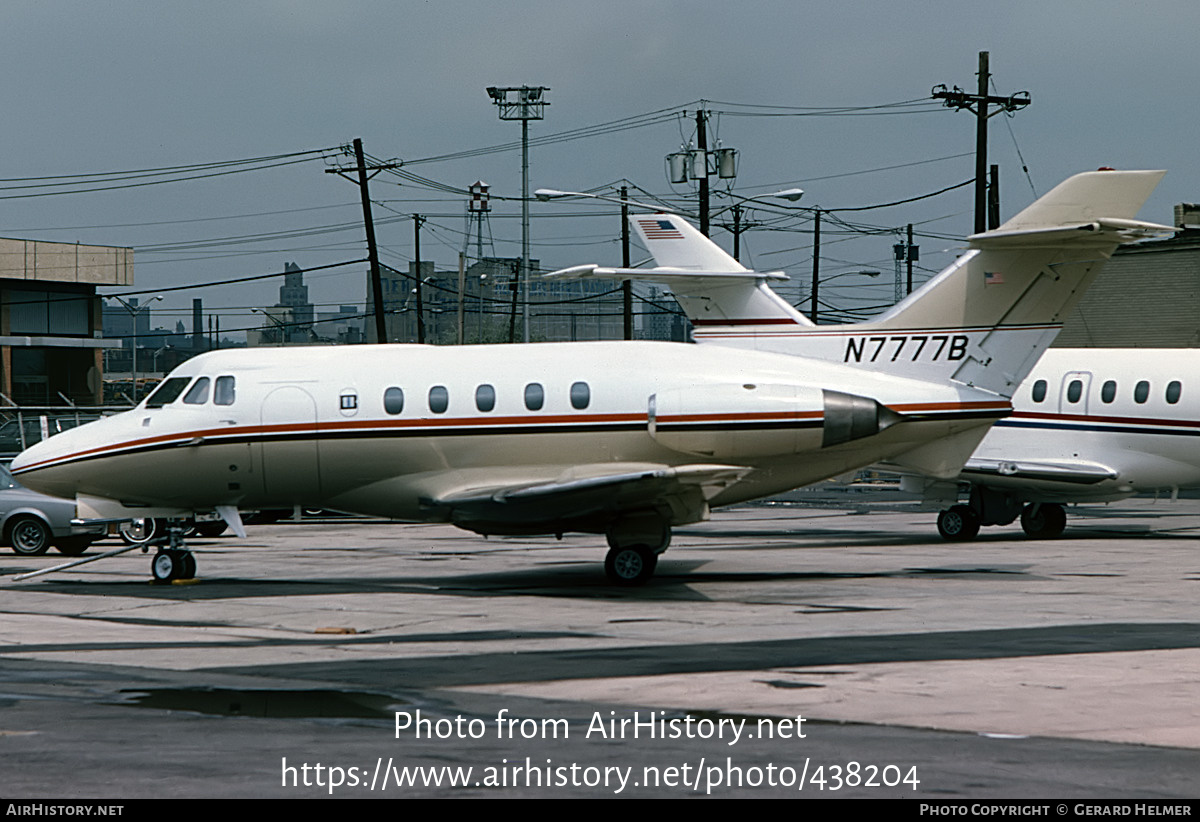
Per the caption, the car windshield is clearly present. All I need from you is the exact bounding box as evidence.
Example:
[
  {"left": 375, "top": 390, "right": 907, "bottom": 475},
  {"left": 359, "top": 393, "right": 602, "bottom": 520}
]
[{"left": 0, "top": 465, "right": 18, "bottom": 490}]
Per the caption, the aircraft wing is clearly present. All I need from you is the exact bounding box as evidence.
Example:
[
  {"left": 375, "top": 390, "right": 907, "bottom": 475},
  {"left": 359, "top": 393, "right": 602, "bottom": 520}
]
[
  {"left": 960, "top": 457, "right": 1119, "bottom": 486},
  {"left": 424, "top": 463, "right": 750, "bottom": 535}
]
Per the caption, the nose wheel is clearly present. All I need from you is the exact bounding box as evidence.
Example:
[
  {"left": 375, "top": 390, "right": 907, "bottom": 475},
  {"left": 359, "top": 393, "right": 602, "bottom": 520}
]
[{"left": 151, "top": 549, "right": 196, "bottom": 582}]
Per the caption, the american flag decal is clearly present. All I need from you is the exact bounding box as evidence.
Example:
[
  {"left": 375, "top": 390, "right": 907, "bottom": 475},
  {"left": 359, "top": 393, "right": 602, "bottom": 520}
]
[
  {"left": 984, "top": 270, "right": 1004, "bottom": 285},
  {"left": 638, "top": 219, "right": 684, "bottom": 239}
]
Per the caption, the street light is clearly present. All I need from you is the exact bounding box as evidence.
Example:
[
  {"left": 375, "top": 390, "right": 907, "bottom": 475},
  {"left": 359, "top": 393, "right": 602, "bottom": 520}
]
[
  {"left": 487, "top": 85, "right": 549, "bottom": 343},
  {"left": 251, "top": 308, "right": 290, "bottom": 345},
  {"left": 105, "top": 295, "right": 161, "bottom": 402}
]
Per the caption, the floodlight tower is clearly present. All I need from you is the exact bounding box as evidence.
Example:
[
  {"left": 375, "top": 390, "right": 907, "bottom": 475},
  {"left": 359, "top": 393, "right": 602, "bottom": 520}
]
[{"left": 486, "top": 85, "right": 549, "bottom": 343}]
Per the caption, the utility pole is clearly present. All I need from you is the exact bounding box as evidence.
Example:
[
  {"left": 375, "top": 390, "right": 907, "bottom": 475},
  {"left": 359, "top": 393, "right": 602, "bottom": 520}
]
[
  {"left": 988, "top": 165, "right": 1001, "bottom": 230},
  {"left": 413, "top": 214, "right": 426, "bottom": 344},
  {"left": 727, "top": 203, "right": 760, "bottom": 262},
  {"left": 696, "top": 109, "right": 710, "bottom": 237},
  {"left": 894, "top": 225, "right": 919, "bottom": 300},
  {"left": 810, "top": 209, "right": 821, "bottom": 323},
  {"left": 932, "top": 51, "right": 1030, "bottom": 234},
  {"left": 666, "top": 106, "right": 738, "bottom": 239},
  {"left": 325, "top": 139, "right": 398, "bottom": 343},
  {"left": 621, "top": 184, "right": 632, "bottom": 340}
]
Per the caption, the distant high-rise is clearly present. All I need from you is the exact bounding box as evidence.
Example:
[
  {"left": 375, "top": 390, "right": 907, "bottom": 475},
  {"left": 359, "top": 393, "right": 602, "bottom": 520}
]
[{"left": 276, "top": 262, "right": 314, "bottom": 342}]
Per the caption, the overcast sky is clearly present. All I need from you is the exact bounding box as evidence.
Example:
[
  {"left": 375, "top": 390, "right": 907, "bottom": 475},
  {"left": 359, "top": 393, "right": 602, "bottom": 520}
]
[{"left": 1, "top": 1, "right": 1196, "bottom": 335}]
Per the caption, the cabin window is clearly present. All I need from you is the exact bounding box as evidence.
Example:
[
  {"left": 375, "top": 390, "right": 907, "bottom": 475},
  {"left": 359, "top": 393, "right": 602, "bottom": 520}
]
[
  {"left": 144, "top": 377, "right": 191, "bottom": 408},
  {"left": 428, "top": 385, "right": 449, "bottom": 414},
  {"left": 182, "top": 377, "right": 211, "bottom": 405},
  {"left": 1101, "top": 380, "right": 1117, "bottom": 404},
  {"left": 1066, "top": 379, "right": 1083, "bottom": 404},
  {"left": 1134, "top": 380, "right": 1150, "bottom": 404},
  {"left": 1031, "top": 380, "right": 1047, "bottom": 403},
  {"left": 384, "top": 387, "right": 404, "bottom": 415},
  {"left": 524, "top": 383, "right": 544, "bottom": 411},
  {"left": 475, "top": 384, "right": 496, "bottom": 413},
  {"left": 214, "top": 376, "right": 236, "bottom": 406},
  {"left": 1167, "top": 381, "right": 1182, "bottom": 404},
  {"left": 570, "top": 381, "right": 591, "bottom": 410}
]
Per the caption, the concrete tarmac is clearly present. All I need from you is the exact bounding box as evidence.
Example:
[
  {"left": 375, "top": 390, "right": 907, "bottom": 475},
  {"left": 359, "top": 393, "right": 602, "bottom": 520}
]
[{"left": 2, "top": 498, "right": 1199, "bottom": 798}]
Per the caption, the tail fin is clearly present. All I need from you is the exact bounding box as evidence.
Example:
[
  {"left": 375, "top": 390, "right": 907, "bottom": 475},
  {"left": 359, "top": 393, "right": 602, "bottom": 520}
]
[{"left": 545, "top": 170, "right": 1169, "bottom": 397}]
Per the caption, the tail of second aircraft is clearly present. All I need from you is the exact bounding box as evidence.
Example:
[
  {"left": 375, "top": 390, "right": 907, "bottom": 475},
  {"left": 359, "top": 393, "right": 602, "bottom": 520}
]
[{"left": 545, "top": 170, "right": 1170, "bottom": 397}]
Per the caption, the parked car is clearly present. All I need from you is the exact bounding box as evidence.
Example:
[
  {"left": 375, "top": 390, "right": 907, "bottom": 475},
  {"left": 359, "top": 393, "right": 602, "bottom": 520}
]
[{"left": 0, "top": 464, "right": 105, "bottom": 556}]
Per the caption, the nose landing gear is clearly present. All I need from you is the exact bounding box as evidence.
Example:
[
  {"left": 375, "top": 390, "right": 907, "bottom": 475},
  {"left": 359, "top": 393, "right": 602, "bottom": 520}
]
[{"left": 149, "top": 520, "right": 197, "bottom": 583}]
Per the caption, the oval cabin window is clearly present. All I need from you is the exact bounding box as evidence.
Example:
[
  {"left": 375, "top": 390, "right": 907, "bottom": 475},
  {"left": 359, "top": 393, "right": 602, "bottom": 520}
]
[
  {"left": 475, "top": 384, "right": 496, "bottom": 413},
  {"left": 524, "top": 383, "right": 544, "bottom": 411},
  {"left": 384, "top": 387, "right": 404, "bottom": 415},
  {"left": 570, "top": 381, "right": 590, "bottom": 410},
  {"left": 429, "top": 386, "right": 449, "bottom": 414}
]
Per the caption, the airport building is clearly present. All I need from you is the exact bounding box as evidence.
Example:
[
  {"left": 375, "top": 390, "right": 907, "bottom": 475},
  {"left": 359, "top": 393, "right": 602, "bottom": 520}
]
[
  {"left": 1055, "top": 204, "right": 1200, "bottom": 348},
  {"left": 0, "top": 237, "right": 131, "bottom": 405}
]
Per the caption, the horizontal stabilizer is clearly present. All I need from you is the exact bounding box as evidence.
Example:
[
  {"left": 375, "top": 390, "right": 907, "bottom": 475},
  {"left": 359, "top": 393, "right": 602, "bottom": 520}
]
[
  {"left": 969, "top": 218, "right": 1176, "bottom": 248},
  {"left": 543, "top": 263, "right": 786, "bottom": 282}
]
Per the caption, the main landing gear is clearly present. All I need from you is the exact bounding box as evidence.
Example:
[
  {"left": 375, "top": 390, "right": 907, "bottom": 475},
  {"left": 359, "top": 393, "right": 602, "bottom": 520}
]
[
  {"left": 1018, "top": 503, "right": 1067, "bottom": 539},
  {"left": 603, "top": 515, "right": 671, "bottom": 586},
  {"left": 936, "top": 505, "right": 980, "bottom": 542},
  {"left": 936, "top": 491, "right": 1068, "bottom": 542}
]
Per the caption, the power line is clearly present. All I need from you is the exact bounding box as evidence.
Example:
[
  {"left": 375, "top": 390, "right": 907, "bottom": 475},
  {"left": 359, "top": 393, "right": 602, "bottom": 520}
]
[{"left": 0, "top": 148, "right": 340, "bottom": 199}]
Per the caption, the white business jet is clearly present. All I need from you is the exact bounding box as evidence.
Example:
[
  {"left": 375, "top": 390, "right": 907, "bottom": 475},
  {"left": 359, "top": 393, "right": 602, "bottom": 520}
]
[
  {"left": 9, "top": 170, "right": 1168, "bottom": 583},
  {"left": 906, "top": 347, "right": 1200, "bottom": 540}
]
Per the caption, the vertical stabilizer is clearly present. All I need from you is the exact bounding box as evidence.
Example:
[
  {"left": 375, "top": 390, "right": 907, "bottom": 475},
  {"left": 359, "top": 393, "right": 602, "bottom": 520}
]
[{"left": 546, "top": 170, "right": 1169, "bottom": 398}]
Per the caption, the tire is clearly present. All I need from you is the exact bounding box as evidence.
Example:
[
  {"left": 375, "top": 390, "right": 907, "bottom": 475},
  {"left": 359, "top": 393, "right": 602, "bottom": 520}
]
[
  {"left": 152, "top": 550, "right": 181, "bottom": 582},
  {"left": 604, "top": 545, "right": 657, "bottom": 586},
  {"left": 1020, "top": 503, "right": 1067, "bottom": 539},
  {"left": 119, "top": 518, "right": 160, "bottom": 546},
  {"left": 55, "top": 537, "right": 94, "bottom": 557},
  {"left": 937, "top": 505, "right": 980, "bottom": 542},
  {"left": 9, "top": 516, "right": 52, "bottom": 556}
]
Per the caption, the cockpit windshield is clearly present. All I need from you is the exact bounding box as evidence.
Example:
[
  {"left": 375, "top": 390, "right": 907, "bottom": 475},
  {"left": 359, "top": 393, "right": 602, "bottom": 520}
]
[{"left": 144, "top": 377, "right": 191, "bottom": 408}]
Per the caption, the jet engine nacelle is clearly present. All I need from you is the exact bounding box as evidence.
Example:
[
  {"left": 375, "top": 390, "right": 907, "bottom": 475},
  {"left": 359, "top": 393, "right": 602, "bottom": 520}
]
[{"left": 649, "top": 384, "right": 895, "bottom": 459}]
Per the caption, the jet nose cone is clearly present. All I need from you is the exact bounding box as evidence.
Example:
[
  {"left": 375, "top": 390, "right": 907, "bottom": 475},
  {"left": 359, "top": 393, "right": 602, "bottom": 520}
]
[
  {"left": 10, "top": 436, "right": 62, "bottom": 492},
  {"left": 11, "top": 436, "right": 50, "bottom": 473}
]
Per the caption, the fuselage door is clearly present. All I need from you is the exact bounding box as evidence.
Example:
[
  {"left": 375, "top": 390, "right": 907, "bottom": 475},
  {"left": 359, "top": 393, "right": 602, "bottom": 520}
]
[
  {"left": 258, "top": 385, "right": 322, "bottom": 503},
  {"left": 1058, "top": 371, "right": 1093, "bottom": 416}
]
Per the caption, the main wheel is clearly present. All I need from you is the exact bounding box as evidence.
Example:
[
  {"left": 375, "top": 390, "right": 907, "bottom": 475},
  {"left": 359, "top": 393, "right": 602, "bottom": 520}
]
[
  {"left": 9, "top": 516, "right": 52, "bottom": 556},
  {"left": 937, "top": 505, "right": 980, "bottom": 542},
  {"left": 1020, "top": 503, "right": 1067, "bottom": 539},
  {"left": 604, "top": 545, "right": 657, "bottom": 586},
  {"left": 119, "top": 518, "right": 160, "bottom": 546}
]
